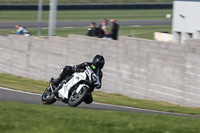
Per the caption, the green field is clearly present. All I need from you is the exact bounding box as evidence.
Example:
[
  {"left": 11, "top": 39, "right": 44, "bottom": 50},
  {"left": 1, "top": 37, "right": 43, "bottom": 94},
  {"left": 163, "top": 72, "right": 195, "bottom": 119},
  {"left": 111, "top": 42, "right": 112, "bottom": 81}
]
[
  {"left": 0, "top": 25, "right": 172, "bottom": 40},
  {"left": 0, "top": 9, "right": 172, "bottom": 22},
  {"left": 0, "top": 9, "right": 172, "bottom": 40},
  {"left": 0, "top": 101, "right": 200, "bottom": 133},
  {"left": 0, "top": 73, "right": 200, "bottom": 115},
  {"left": 1, "top": 0, "right": 173, "bottom": 4}
]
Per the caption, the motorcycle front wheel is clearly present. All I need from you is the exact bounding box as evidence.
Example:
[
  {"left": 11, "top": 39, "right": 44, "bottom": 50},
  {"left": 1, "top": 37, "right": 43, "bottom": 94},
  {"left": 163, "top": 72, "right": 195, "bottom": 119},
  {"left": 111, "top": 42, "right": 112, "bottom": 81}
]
[
  {"left": 41, "top": 86, "right": 57, "bottom": 105},
  {"left": 68, "top": 86, "right": 89, "bottom": 107}
]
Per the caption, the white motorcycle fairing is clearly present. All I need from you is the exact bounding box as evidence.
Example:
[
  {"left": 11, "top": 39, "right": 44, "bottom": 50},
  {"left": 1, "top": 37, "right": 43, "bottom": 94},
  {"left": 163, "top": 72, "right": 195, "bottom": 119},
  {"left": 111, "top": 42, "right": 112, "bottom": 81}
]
[
  {"left": 42, "top": 65, "right": 101, "bottom": 107},
  {"left": 58, "top": 72, "right": 87, "bottom": 99}
]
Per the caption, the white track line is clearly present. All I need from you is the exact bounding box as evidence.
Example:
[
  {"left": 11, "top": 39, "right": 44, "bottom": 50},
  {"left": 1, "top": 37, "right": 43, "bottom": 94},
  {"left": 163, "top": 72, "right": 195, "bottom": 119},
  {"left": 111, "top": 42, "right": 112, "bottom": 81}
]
[
  {"left": 92, "top": 102, "right": 198, "bottom": 116},
  {"left": 0, "top": 86, "right": 41, "bottom": 96},
  {"left": 0, "top": 86, "right": 200, "bottom": 117}
]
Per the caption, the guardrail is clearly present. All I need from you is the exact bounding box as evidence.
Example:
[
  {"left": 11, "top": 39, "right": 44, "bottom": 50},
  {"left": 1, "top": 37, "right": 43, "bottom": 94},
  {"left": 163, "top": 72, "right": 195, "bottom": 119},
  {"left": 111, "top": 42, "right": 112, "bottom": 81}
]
[{"left": 0, "top": 3, "right": 173, "bottom": 10}]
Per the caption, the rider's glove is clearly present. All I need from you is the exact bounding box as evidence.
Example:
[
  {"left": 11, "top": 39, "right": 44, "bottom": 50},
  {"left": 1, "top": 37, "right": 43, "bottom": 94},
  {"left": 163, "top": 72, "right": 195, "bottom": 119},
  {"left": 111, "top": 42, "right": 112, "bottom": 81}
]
[{"left": 72, "top": 66, "right": 77, "bottom": 72}]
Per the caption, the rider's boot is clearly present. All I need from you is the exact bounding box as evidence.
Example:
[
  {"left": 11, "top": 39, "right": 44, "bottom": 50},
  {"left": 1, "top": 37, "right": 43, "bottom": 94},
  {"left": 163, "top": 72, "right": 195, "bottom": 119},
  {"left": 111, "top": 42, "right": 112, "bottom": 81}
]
[
  {"left": 52, "top": 66, "right": 73, "bottom": 87},
  {"left": 50, "top": 66, "right": 74, "bottom": 98},
  {"left": 51, "top": 78, "right": 61, "bottom": 88}
]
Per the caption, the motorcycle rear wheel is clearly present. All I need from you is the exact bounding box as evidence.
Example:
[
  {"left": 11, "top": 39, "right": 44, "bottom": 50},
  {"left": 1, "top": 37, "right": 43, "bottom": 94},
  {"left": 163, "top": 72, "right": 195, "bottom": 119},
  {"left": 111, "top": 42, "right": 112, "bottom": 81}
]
[
  {"left": 68, "top": 86, "right": 89, "bottom": 107},
  {"left": 41, "top": 86, "right": 57, "bottom": 105}
]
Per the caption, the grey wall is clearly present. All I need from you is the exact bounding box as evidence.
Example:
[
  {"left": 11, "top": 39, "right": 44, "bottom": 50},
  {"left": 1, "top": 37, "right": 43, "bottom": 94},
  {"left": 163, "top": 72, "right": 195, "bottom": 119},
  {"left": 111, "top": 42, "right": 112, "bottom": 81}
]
[{"left": 1, "top": 34, "right": 200, "bottom": 107}]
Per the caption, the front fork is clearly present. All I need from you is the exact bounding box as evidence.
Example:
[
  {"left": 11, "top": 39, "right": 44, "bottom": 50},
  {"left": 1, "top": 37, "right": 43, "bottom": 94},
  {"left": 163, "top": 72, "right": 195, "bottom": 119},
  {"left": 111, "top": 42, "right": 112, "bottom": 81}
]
[
  {"left": 49, "top": 82, "right": 59, "bottom": 100},
  {"left": 49, "top": 83, "right": 54, "bottom": 92}
]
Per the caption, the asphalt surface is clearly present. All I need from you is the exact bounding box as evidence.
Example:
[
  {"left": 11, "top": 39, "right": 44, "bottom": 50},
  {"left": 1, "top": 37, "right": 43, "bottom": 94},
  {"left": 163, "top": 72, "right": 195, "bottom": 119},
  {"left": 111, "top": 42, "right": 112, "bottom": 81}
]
[
  {"left": 0, "top": 87, "right": 200, "bottom": 118},
  {"left": 0, "top": 20, "right": 172, "bottom": 30}
]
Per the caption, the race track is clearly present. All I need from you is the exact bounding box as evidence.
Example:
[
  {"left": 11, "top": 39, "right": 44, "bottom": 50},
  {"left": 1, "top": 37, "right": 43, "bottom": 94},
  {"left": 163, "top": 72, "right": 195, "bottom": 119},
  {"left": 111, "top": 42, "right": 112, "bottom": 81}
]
[
  {"left": 0, "top": 20, "right": 171, "bottom": 30},
  {"left": 0, "top": 87, "right": 199, "bottom": 118}
]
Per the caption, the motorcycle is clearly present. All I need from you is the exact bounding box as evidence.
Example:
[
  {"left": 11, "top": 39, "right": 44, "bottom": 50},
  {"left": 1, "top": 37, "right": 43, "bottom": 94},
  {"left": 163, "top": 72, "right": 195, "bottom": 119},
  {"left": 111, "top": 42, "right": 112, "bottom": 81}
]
[{"left": 41, "top": 66, "right": 101, "bottom": 107}]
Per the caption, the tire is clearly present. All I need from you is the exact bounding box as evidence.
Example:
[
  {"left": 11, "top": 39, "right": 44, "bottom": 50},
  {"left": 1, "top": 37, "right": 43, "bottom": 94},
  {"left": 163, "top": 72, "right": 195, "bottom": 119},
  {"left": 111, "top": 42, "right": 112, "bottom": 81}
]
[
  {"left": 84, "top": 93, "right": 93, "bottom": 104},
  {"left": 41, "top": 86, "right": 57, "bottom": 105},
  {"left": 68, "top": 86, "right": 89, "bottom": 107}
]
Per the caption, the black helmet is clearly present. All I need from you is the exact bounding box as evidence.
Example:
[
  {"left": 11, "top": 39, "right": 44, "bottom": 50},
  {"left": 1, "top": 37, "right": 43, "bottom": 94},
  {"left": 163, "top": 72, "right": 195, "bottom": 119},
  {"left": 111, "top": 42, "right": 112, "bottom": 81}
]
[{"left": 92, "top": 55, "right": 105, "bottom": 69}]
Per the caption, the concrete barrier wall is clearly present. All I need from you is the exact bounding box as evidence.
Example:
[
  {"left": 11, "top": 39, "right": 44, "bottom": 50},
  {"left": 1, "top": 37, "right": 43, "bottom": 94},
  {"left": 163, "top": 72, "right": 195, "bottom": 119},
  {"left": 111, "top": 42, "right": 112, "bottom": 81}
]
[{"left": 0, "top": 34, "right": 200, "bottom": 107}]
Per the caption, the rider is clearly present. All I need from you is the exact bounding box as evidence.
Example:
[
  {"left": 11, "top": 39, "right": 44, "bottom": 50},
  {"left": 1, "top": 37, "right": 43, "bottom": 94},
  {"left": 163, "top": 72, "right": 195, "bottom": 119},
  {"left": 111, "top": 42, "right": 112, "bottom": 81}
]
[{"left": 51, "top": 55, "right": 105, "bottom": 104}]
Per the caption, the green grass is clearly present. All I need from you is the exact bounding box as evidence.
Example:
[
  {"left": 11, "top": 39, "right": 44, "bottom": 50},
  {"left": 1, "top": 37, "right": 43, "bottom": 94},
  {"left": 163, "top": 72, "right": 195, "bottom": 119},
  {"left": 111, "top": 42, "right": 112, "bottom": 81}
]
[
  {"left": 0, "top": 101, "right": 199, "bottom": 133},
  {"left": 0, "top": 9, "right": 172, "bottom": 21},
  {"left": 0, "top": 73, "right": 200, "bottom": 115},
  {"left": 1, "top": 0, "right": 173, "bottom": 4},
  {"left": 0, "top": 73, "right": 47, "bottom": 94},
  {"left": 0, "top": 25, "right": 172, "bottom": 40}
]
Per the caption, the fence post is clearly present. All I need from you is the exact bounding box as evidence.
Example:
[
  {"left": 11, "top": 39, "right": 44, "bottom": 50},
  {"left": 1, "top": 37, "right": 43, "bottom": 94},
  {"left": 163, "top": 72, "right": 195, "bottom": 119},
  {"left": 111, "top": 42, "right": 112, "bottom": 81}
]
[
  {"left": 37, "top": 0, "right": 43, "bottom": 37},
  {"left": 48, "top": 0, "right": 57, "bottom": 36}
]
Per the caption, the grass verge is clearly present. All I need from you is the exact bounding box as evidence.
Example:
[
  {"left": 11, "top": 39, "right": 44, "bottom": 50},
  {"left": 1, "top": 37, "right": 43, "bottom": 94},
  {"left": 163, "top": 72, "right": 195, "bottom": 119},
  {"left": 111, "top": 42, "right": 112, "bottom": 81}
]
[
  {"left": 0, "top": 73, "right": 200, "bottom": 115},
  {"left": 0, "top": 25, "right": 172, "bottom": 40},
  {"left": 0, "top": 0, "right": 173, "bottom": 4},
  {"left": 0, "top": 101, "right": 199, "bottom": 133},
  {"left": 0, "top": 9, "right": 172, "bottom": 21}
]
